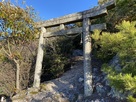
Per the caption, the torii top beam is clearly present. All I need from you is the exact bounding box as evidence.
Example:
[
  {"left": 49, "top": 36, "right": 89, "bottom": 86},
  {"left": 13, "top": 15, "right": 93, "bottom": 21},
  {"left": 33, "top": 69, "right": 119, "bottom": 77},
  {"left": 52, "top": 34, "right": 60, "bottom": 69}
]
[{"left": 36, "top": 0, "right": 115, "bottom": 28}]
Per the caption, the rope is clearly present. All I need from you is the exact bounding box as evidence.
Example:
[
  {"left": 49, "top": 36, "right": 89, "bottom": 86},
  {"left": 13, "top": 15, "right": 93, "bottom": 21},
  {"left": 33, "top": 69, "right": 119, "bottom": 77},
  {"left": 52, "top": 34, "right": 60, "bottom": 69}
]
[
  {"left": 59, "top": 29, "right": 82, "bottom": 38},
  {"left": 59, "top": 29, "right": 83, "bottom": 44},
  {"left": 64, "top": 32, "right": 82, "bottom": 38}
]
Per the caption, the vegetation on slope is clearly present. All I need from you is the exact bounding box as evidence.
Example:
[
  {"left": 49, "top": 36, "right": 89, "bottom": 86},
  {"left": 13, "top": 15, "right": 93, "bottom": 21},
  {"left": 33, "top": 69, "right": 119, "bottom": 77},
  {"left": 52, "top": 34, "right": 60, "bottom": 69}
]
[
  {"left": 92, "top": 21, "right": 136, "bottom": 101},
  {"left": 0, "top": 1, "right": 38, "bottom": 95}
]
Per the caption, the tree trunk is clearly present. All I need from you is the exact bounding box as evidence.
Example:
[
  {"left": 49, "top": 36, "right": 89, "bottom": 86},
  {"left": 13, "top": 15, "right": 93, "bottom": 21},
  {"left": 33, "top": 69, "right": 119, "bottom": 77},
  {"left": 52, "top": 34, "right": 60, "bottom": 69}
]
[
  {"left": 83, "top": 17, "right": 93, "bottom": 97},
  {"left": 13, "top": 59, "right": 20, "bottom": 90},
  {"left": 33, "top": 27, "right": 46, "bottom": 88}
]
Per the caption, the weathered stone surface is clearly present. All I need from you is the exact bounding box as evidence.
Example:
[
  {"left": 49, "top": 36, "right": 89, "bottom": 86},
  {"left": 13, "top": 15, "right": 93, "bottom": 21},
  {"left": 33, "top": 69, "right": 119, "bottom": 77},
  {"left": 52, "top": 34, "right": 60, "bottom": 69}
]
[
  {"left": 96, "top": 84, "right": 105, "bottom": 95},
  {"left": 12, "top": 56, "right": 124, "bottom": 102},
  {"left": 78, "top": 77, "right": 84, "bottom": 83},
  {"left": 59, "top": 24, "right": 65, "bottom": 30},
  {"left": 83, "top": 8, "right": 107, "bottom": 19},
  {"left": 83, "top": 17, "right": 93, "bottom": 97},
  {"left": 77, "top": 94, "right": 84, "bottom": 101},
  {"left": 108, "top": 87, "right": 126, "bottom": 100},
  {"left": 101, "top": 0, "right": 116, "bottom": 10},
  {"left": 43, "top": 23, "right": 106, "bottom": 37},
  {"left": 33, "top": 27, "right": 45, "bottom": 88},
  {"left": 109, "top": 55, "right": 122, "bottom": 72},
  {"left": 43, "top": 27, "right": 82, "bottom": 37}
]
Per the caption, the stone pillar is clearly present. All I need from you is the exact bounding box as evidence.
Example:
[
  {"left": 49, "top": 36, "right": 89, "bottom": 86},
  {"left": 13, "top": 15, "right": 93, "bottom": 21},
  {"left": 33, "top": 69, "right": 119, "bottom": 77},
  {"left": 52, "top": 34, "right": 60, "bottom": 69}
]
[
  {"left": 60, "top": 24, "right": 65, "bottom": 30},
  {"left": 33, "top": 27, "right": 46, "bottom": 88},
  {"left": 83, "top": 17, "right": 93, "bottom": 97}
]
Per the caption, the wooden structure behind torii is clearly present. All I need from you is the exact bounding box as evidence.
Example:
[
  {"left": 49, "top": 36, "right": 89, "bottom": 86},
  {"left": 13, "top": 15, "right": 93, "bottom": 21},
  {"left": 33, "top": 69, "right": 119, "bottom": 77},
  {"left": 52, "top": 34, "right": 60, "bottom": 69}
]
[{"left": 33, "top": 0, "right": 115, "bottom": 97}]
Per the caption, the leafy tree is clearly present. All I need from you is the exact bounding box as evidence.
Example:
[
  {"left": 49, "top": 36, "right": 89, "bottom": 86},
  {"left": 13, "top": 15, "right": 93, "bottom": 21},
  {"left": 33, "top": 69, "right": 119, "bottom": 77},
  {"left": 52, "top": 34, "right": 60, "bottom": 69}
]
[{"left": 0, "top": 1, "right": 38, "bottom": 90}]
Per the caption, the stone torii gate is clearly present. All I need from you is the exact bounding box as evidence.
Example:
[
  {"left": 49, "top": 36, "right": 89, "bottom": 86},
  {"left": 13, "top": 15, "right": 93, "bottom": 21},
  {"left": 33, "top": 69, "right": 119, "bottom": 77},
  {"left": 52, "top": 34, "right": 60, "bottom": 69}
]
[{"left": 33, "top": 0, "right": 115, "bottom": 97}]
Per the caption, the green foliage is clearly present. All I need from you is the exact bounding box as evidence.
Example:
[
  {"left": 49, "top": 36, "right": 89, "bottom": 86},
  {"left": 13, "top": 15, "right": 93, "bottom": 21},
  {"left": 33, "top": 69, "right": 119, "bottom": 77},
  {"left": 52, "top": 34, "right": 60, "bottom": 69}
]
[
  {"left": 107, "top": 73, "right": 136, "bottom": 93},
  {"left": 104, "top": 68, "right": 136, "bottom": 101},
  {"left": 0, "top": 52, "right": 5, "bottom": 61},
  {"left": 92, "top": 21, "right": 136, "bottom": 62},
  {"left": 93, "top": 21, "right": 136, "bottom": 100},
  {"left": 42, "top": 37, "right": 74, "bottom": 80},
  {"left": 0, "top": 1, "right": 39, "bottom": 61},
  {"left": 128, "top": 95, "right": 136, "bottom": 102},
  {"left": 43, "top": 54, "right": 68, "bottom": 79},
  {"left": 0, "top": 2, "right": 38, "bottom": 41}
]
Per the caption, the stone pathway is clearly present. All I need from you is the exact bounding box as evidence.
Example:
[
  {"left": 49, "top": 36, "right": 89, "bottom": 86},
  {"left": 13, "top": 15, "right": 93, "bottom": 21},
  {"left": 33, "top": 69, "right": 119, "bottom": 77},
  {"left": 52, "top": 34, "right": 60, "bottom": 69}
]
[{"left": 12, "top": 56, "right": 125, "bottom": 102}]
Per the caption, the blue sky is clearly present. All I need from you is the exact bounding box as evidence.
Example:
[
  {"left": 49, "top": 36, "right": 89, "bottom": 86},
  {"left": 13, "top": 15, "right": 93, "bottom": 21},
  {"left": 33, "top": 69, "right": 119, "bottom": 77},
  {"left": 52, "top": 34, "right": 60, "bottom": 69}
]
[{"left": 7, "top": 0, "right": 98, "bottom": 20}]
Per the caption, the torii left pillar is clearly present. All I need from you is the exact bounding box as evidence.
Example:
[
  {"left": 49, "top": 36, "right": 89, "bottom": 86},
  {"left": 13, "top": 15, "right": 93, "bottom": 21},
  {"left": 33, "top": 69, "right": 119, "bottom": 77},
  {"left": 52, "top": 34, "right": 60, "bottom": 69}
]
[
  {"left": 33, "top": 27, "right": 46, "bottom": 88},
  {"left": 83, "top": 17, "right": 93, "bottom": 97}
]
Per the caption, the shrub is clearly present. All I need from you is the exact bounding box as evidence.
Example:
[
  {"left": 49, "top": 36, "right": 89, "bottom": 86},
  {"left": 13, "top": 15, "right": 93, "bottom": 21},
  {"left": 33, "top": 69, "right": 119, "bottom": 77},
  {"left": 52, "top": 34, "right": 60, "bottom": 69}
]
[
  {"left": 92, "top": 21, "right": 136, "bottom": 101},
  {"left": 41, "top": 37, "right": 74, "bottom": 81}
]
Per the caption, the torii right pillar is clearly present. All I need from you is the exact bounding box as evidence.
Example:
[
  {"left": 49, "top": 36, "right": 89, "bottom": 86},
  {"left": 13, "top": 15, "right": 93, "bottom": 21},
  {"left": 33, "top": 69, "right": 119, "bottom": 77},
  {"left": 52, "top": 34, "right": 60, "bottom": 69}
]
[{"left": 83, "top": 17, "right": 93, "bottom": 97}]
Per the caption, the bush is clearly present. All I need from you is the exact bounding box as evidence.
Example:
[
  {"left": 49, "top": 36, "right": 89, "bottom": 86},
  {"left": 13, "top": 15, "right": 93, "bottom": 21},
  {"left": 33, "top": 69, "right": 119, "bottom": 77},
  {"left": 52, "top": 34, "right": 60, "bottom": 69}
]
[
  {"left": 41, "top": 37, "right": 74, "bottom": 81},
  {"left": 92, "top": 21, "right": 136, "bottom": 101}
]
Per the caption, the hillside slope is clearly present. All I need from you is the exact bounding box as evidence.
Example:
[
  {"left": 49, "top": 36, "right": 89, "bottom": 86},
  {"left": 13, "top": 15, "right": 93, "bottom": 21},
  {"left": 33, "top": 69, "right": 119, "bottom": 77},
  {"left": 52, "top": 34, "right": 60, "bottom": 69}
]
[{"left": 12, "top": 56, "right": 124, "bottom": 102}]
